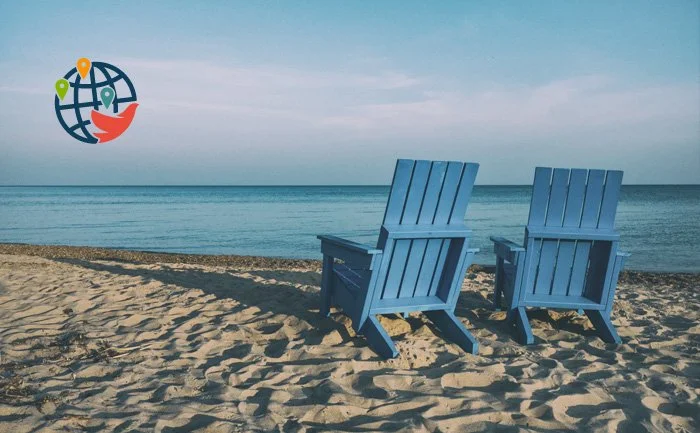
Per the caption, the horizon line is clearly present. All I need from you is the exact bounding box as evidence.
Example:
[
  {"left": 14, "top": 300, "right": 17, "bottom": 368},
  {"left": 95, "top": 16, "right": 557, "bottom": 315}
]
[{"left": 1, "top": 183, "right": 699, "bottom": 187}]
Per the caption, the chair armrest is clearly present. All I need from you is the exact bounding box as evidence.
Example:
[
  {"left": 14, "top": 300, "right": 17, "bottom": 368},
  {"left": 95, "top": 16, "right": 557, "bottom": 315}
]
[
  {"left": 490, "top": 236, "right": 524, "bottom": 263},
  {"left": 318, "top": 235, "right": 382, "bottom": 270},
  {"left": 317, "top": 235, "right": 381, "bottom": 255},
  {"left": 526, "top": 226, "right": 620, "bottom": 241},
  {"left": 382, "top": 223, "right": 472, "bottom": 240}
]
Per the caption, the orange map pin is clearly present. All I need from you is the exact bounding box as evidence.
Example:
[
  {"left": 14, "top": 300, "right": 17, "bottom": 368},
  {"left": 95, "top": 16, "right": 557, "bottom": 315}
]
[{"left": 76, "top": 58, "right": 91, "bottom": 79}]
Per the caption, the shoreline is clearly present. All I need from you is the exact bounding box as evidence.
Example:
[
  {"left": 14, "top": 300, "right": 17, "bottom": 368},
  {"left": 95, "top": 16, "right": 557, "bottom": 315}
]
[
  {"left": 1, "top": 242, "right": 698, "bottom": 281},
  {"left": 0, "top": 242, "right": 321, "bottom": 271}
]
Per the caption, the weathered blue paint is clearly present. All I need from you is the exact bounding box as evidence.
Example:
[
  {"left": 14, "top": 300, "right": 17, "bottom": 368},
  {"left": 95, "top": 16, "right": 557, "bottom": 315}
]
[
  {"left": 491, "top": 167, "right": 629, "bottom": 345},
  {"left": 318, "top": 159, "right": 480, "bottom": 358}
]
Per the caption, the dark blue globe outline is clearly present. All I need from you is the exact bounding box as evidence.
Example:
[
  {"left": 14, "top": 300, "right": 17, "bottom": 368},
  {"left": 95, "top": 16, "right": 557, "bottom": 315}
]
[{"left": 54, "top": 61, "right": 138, "bottom": 144}]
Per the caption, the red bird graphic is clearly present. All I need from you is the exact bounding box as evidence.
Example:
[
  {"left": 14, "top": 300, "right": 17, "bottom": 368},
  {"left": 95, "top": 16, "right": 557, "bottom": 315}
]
[{"left": 90, "top": 103, "right": 138, "bottom": 143}]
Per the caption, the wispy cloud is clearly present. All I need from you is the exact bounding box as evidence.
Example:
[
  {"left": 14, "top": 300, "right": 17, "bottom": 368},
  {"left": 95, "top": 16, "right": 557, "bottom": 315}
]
[
  {"left": 2, "top": 57, "right": 697, "bottom": 145},
  {"left": 321, "top": 75, "right": 699, "bottom": 142},
  {"left": 109, "top": 58, "right": 423, "bottom": 127},
  {"left": 113, "top": 58, "right": 698, "bottom": 144},
  {"left": 117, "top": 58, "right": 420, "bottom": 91}
]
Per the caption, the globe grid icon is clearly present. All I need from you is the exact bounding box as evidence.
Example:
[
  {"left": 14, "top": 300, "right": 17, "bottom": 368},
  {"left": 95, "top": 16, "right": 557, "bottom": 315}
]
[{"left": 54, "top": 61, "right": 137, "bottom": 144}]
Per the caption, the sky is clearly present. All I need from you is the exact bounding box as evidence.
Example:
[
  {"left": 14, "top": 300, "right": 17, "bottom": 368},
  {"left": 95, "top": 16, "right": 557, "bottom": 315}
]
[{"left": 0, "top": 1, "right": 698, "bottom": 185}]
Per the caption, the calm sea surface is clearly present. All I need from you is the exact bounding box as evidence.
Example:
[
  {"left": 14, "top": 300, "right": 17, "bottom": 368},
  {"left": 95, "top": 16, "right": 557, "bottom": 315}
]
[{"left": 0, "top": 186, "right": 698, "bottom": 272}]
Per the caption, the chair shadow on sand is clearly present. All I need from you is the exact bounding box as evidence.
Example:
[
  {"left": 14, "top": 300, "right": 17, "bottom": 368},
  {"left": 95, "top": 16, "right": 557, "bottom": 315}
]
[
  {"left": 56, "top": 258, "right": 598, "bottom": 357},
  {"left": 55, "top": 258, "right": 360, "bottom": 353}
]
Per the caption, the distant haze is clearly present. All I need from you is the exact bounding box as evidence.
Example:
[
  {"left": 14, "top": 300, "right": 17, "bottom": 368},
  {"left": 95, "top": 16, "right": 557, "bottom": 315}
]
[{"left": 0, "top": 1, "right": 698, "bottom": 185}]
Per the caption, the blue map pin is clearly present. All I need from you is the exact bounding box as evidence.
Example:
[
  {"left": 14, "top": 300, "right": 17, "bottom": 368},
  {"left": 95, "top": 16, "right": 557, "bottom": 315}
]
[{"left": 100, "top": 87, "right": 115, "bottom": 109}]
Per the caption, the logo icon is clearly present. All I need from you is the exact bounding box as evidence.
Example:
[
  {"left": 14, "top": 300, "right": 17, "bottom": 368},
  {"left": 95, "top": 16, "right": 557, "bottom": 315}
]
[{"left": 54, "top": 58, "right": 138, "bottom": 144}]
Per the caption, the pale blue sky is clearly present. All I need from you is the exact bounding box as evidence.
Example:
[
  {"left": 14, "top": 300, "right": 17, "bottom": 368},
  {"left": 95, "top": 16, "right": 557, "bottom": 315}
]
[{"left": 0, "top": 1, "right": 698, "bottom": 184}]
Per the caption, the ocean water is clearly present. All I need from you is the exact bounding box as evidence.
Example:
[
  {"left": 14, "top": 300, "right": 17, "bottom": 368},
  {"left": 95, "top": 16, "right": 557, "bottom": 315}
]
[{"left": 0, "top": 186, "right": 698, "bottom": 272}]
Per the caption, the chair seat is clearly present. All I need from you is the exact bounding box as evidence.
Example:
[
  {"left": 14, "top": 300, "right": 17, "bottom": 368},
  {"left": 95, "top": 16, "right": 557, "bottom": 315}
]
[{"left": 523, "top": 293, "right": 604, "bottom": 310}]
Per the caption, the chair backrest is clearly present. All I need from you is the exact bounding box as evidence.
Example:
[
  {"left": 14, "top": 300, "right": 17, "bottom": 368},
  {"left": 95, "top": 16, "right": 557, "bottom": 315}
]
[
  {"left": 373, "top": 159, "right": 479, "bottom": 305},
  {"left": 523, "top": 167, "right": 623, "bottom": 302},
  {"left": 527, "top": 167, "right": 623, "bottom": 230}
]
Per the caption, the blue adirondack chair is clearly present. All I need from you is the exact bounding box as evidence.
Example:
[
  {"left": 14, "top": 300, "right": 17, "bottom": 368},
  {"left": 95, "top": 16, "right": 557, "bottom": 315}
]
[
  {"left": 318, "top": 159, "right": 480, "bottom": 358},
  {"left": 491, "top": 167, "right": 629, "bottom": 345}
]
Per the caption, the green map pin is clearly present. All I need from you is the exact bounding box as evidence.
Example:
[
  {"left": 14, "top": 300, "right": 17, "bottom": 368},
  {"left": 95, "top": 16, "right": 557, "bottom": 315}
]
[
  {"left": 55, "top": 78, "right": 69, "bottom": 100},
  {"left": 100, "top": 87, "right": 115, "bottom": 109}
]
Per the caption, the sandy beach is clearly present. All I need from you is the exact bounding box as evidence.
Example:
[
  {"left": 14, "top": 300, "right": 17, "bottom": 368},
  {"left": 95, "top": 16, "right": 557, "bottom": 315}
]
[{"left": 0, "top": 244, "right": 697, "bottom": 433}]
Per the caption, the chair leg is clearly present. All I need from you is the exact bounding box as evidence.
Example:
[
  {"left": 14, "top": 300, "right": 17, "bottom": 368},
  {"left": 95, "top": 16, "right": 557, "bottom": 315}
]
[
  {"left": 425, "top": 310, "right": 478, "bottom": 355},
  {"left": 493, "top": 257, "right": 504, "bottom": 311},
  {"left": 320, "top": 255, "right": 333, "bottom": 317},
  {"left": 361, "top": 315, "right": 398, "bottom": 359},
  {"left": 506, "top": 308, "right": 516, "bottom": 323},
  {"left": 585, "top": 310, "right": 621, "bottom": 344},
  {"left": 401, "top": 312, "right": 409, "bottom": 319},
  {"left": 513, "top": 307, "right": 534, "bottom": 345},
  {"left": 493, "top": 287, "right": 503, "bottom": 311}
]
